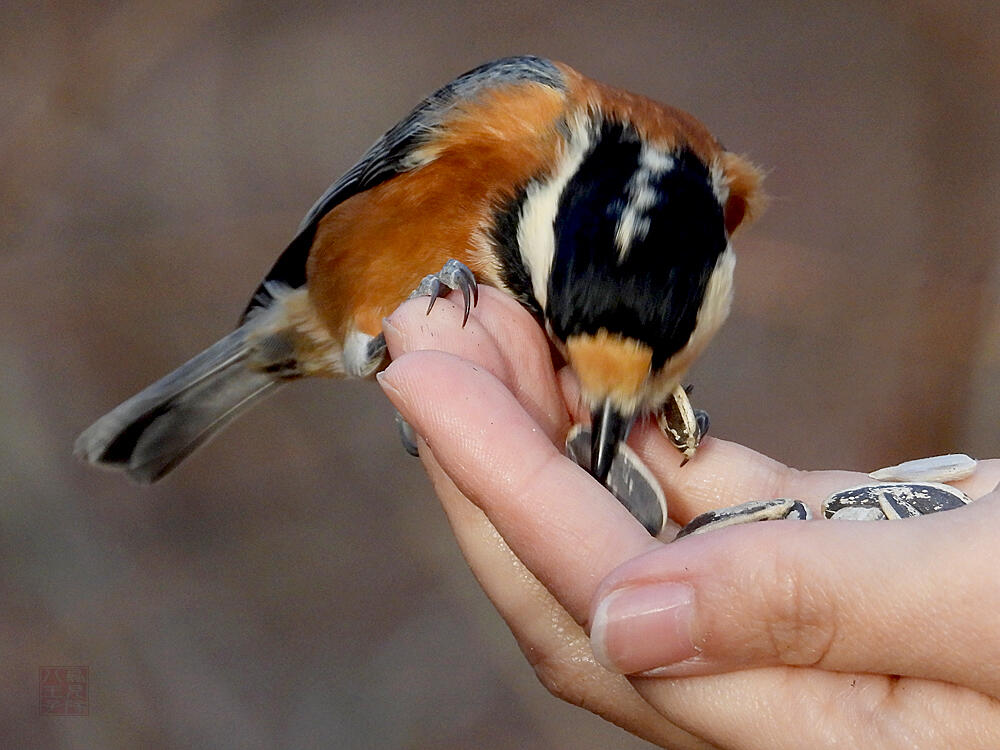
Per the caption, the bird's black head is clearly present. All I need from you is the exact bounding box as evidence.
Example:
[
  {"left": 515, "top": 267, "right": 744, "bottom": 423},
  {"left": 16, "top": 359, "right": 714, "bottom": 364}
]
[
  {"left": 547, "top": 121, "right": 730, "bottom": 372},
  {"left": 544, "top": 121, "right": 736, "bottom": 481},
  {"left": 490, "top": 116, "right": 761, "bottom": 485}
]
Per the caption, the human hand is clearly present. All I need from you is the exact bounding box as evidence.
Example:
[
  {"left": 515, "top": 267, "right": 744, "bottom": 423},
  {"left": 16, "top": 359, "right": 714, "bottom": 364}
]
[{"left": 378, "top": 286, "right": 1000, "bottom": 749}]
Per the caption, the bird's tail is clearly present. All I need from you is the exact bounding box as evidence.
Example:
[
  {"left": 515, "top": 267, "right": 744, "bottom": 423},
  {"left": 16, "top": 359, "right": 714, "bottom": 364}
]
[{"left": 75, "top": 312, "right": 303, "bottom": 484}]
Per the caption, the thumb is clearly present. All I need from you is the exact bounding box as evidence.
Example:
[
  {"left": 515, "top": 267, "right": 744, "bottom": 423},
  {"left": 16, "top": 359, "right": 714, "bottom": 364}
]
[{"left": 588, "top": 495, "right": 1000, "bottom": 697}]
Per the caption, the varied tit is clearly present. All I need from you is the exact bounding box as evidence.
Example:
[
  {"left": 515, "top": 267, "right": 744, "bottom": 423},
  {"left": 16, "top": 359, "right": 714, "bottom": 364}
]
[{"left": 76, "top": 55, "right": 763, "bottom": 504}]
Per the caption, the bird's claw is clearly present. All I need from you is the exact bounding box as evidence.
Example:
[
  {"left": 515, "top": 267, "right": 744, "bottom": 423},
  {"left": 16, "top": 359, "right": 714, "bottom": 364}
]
[
  {"left": 410, "top": 259, "right": 479, "bottom": 327},
  {"left": 658, "top": 384, "right": 709, "bottom": 465},
  {"left": 394, "top": 410, "right": 420, "bottom": 457}
]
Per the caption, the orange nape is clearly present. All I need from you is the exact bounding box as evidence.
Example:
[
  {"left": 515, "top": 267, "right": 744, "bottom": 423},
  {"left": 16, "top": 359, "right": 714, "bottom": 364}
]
[
  {"left": 305, "top": 81, "right": 566, "bottom": 339},
  {"left": 719, "top": 151, "right": 766, "bottom": 234}
]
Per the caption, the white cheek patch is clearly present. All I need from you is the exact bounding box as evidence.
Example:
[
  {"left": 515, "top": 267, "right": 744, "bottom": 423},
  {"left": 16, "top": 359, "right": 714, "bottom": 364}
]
[
  {"left": 693, "top": 244, "right": 736, "bottom": 348},
  {"left": 640, "top": 245, "right": 736, "bottom": 410},
  {"left": 516, "top": 114, "right": 593, "bottom": 312},
  {"left": 615, "top": 145, "right": 674, "bottom": 261}
]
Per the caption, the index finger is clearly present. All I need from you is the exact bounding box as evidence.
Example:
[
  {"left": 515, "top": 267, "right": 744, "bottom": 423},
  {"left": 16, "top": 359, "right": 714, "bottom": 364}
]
[
  {"left": 379, "top": 350, "right": 659, "bottom": 624},
  {"left": 555, "top": 367, "right": 869, "bottom": 522},
  {"left": 630, "top": 427, "right": 1000, "bottom": 524},
  {"left": 556, "top": 365, "right": 1000, "bottom": 522}
]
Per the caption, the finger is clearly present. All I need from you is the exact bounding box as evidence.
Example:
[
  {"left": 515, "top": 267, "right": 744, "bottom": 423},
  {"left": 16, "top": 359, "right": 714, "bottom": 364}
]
[
  {"left": 637, "top": 441, "right": 1000, "bottom": 525},
  {"left": 384, "top": 286, "right": 568, "bottom": 442},
  {"left": 632, "top": 431, "right": 862, "bottom": 521},
  {"left": 378, "top": 350, "right": 658, "bottom": 623},
  {"left": 417, "top": 442, "right": 714, "bottom": 750},
  {"left": 557, "top": 365, "right": 1000, "bottom": 522},
  {"left": 589, "top": 495, "right": 1000, "bottom": 697},
  {"left": 633, "top": 667, "right": 1000, "bottom": 750},
  {"left": 420, "top": 422, "right": 1000, "bottom": 750},
  {"left": 556, "top": 366, "right": 866, "bottom": 521},
  {"left": 949, "top": 458, "right": 1000, "bottom": 498},
  {"left": 385, "top": 298, "right": 710, "bottom": 747}
]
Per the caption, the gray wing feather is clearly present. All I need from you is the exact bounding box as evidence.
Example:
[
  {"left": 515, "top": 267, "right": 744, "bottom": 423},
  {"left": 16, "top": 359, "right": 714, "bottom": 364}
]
[{"left": 75, "top": 323, "right": 290, "bottom": 483}]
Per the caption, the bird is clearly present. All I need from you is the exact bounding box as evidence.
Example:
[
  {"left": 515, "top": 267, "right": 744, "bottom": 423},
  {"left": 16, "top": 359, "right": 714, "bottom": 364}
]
[{"left": 75, "top": 55, "right": 763, "bottom": 500}]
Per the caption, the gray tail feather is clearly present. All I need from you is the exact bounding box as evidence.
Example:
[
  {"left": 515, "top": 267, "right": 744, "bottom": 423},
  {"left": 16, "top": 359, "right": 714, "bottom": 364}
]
[{"left": 75, "top": 324, "right": 292, "bottom": 484}]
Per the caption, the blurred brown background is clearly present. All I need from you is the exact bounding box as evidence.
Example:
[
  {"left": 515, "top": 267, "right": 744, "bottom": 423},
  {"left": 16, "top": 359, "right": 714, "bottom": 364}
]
[{"left": 2, "top": 1, "right": 998, "bottom": 748}]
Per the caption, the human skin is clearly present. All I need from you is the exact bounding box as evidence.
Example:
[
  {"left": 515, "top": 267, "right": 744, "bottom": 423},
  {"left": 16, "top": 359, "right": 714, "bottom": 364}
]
[{"left": 377, "top": 286, "right": 1000, "bottom": 750}]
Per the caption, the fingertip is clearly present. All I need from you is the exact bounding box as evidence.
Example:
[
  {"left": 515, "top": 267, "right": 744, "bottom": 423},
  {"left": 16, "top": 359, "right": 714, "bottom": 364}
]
[
  {"left": 377, "top": 348, "right": 471, "bottom": 405},
  {"left": 375, "top": 352, "right": 420, "bottom": 416},
  {"left": 587, "top": 593, "right": 614, "bottom": 668},
  {"left": 383, "top": 296, "right": 434, "bottom": 340},
  {"left": 380, "top": 314, "right": 403, "bottom": 354},
  {"left": 374, "top": 367, "right": 395, "bottom": 394},
  {"left": 589, "top": 512, "right": 979, "bottom": 680},
  {"left": 589, "top": 582, "right": 699, "bottom": 675}
]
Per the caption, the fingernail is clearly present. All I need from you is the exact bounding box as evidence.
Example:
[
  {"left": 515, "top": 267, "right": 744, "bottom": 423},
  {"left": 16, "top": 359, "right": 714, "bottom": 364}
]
[
  {"left": 381, "top": 317, "right": 405, "bottom": 355},
  {"left": 381, "top": 316, "right": 400, "bottom": 338},
  {"left": 590, "top": 582, "right": 697, "bottom": 674}
]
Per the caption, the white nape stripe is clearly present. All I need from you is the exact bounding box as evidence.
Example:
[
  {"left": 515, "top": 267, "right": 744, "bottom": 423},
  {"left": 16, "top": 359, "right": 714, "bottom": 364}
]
[
  {"left": 615, "top": 145, "right": 674, "bottom": 260},
  {"left": 516, "top": 114, "right": 594, "bottom": 311},
  {"left": 709, "top": 158, "right": 729, "bottom": 207}
]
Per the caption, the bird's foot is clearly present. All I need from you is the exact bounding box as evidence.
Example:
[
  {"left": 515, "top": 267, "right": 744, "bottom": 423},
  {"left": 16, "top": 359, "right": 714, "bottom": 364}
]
[
  {"left": 409, "top": 259, "right": 479, "bottom": 326},
  {"left": 656, "top": 384, "right": 710, "bottom": 465},
  {"left": 395, "top": 410, "right": 420, "bottom": 457},
  {"left": 392, "top": 259, "right": 478, "bottom": 456}
]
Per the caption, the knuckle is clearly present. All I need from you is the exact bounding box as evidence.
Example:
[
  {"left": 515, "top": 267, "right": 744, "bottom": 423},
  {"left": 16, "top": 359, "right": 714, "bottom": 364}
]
[
  {"left": 530, "top": 650, "right": 581, "bottom": 701},
  {"left": 527, "top": 639, "right": 603, "bottom": 707},
  {"left": 758, "top": 539, "right": 838, "bottom": 667}
]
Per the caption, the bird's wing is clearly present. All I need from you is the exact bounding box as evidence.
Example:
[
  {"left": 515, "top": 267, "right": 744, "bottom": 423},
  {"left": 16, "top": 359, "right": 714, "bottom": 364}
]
[{"left": 241, "top": 56, "right": 566, "bottom": 320}]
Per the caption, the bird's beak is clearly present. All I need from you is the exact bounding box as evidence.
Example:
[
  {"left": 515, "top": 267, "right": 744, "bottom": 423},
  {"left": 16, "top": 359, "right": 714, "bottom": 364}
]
[{"left": 590, "top": 400, "right": 635, "bottom": 485}]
